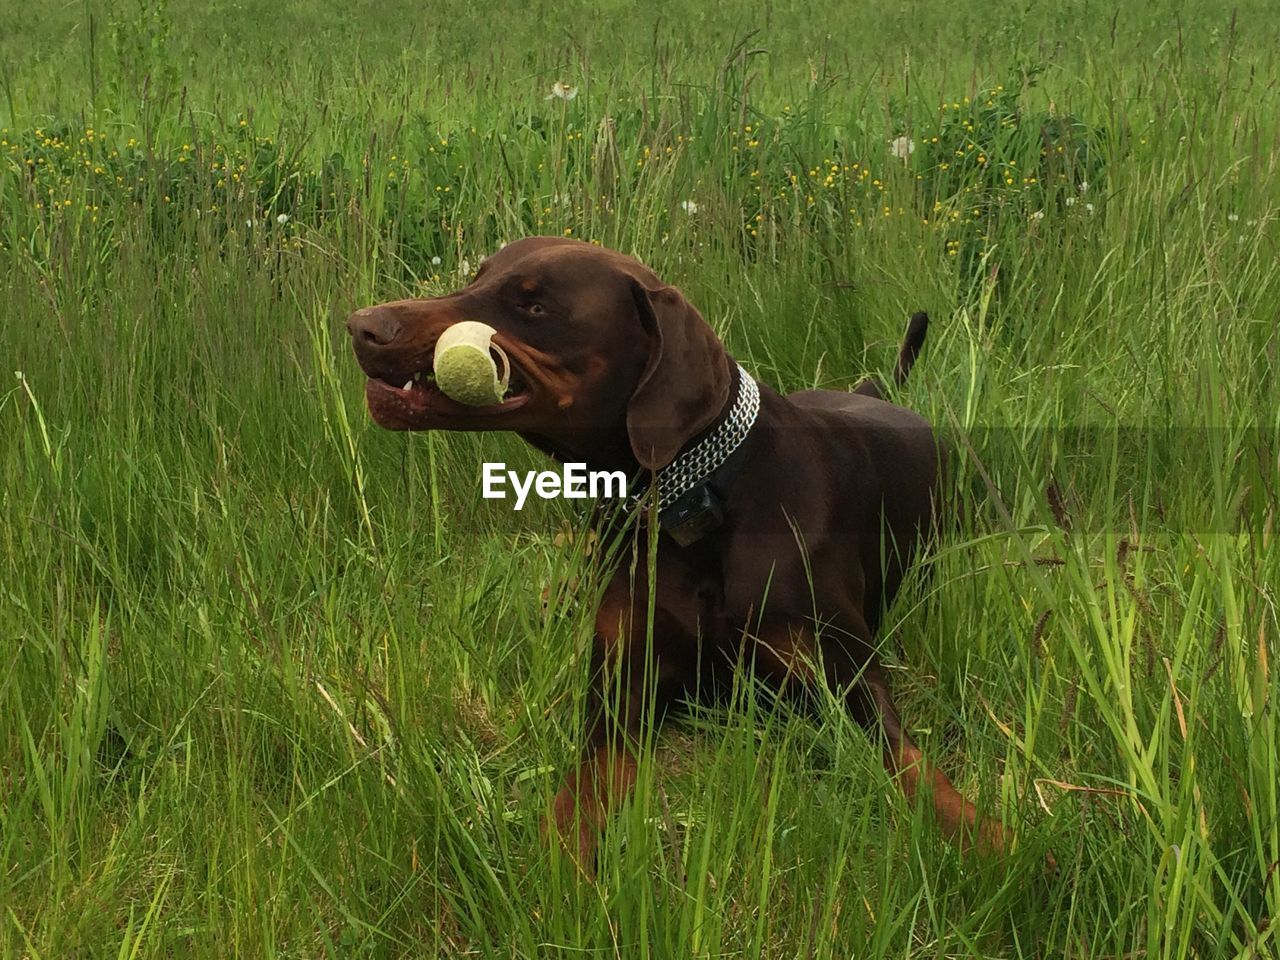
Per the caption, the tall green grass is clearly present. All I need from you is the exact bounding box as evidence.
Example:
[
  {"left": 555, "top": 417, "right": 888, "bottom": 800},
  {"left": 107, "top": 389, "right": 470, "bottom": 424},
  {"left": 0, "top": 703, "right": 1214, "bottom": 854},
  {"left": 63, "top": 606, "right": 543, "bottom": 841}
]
[{"left": 2, "top": 1, "right": 1278, "bottom": 956}]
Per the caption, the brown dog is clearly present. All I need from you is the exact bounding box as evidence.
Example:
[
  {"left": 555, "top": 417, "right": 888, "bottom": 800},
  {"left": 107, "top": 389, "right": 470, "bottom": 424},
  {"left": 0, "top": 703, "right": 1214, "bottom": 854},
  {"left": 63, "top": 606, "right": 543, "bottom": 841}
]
[{"left": 347, "top": 237, "right": 1005, "bottom": 867}]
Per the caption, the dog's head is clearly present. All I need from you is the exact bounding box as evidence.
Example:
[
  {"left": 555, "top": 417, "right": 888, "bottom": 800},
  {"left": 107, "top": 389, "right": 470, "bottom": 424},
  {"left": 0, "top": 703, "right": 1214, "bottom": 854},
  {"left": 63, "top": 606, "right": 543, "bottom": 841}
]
[{"left": 347, "top": 237, "right": 731, "bottom": 469}]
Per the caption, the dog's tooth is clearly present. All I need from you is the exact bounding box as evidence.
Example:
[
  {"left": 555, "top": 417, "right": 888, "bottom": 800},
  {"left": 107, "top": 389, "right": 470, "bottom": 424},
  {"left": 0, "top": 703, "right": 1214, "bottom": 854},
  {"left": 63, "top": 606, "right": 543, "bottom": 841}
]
[{"left": 402, "top": 380, "right": 413, "bottom": 391}]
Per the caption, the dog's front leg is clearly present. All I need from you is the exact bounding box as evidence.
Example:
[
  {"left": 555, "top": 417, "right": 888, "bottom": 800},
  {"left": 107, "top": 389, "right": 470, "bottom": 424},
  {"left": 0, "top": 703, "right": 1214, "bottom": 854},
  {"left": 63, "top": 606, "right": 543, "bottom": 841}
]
[
  {"left": 547, "top": 729, "right": 639, "bottom": 872},
  {"left": 545, "top": 555, "right": 694, "bottom": 872},
  {"left": 545, "top": 629, "right": 652, "bottom": 873}
]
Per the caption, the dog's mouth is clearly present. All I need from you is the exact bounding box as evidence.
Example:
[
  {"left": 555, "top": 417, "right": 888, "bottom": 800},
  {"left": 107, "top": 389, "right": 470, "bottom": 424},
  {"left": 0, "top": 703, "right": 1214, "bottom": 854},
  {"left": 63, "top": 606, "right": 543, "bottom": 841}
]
[{"left": 362, "top": 344, "right": 534, "bottom": 430}]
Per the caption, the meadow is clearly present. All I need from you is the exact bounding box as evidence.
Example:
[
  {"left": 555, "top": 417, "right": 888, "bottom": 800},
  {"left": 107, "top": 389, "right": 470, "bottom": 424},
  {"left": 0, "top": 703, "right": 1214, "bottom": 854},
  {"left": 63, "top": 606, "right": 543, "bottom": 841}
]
[{"left": 2, "top": 1, "right": 1279, "bottom": 956}]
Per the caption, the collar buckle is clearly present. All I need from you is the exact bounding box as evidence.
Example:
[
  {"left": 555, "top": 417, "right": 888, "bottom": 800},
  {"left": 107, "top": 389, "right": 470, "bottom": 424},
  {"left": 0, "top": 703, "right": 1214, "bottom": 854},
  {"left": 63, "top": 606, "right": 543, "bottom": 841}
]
[{"left": 659, "top": 483, "right": 725, "bottom": 546}]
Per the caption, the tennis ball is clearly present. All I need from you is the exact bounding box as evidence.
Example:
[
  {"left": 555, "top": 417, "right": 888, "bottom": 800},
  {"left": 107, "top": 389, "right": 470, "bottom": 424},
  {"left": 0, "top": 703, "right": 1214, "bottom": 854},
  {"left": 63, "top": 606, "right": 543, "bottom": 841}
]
[{"left": 433, "top": 321, "right": 510, "bottom": 406}]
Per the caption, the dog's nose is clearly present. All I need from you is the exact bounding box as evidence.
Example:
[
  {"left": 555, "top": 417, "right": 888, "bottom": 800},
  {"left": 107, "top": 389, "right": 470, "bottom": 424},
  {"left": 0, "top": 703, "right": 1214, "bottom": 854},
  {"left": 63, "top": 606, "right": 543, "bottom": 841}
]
[{"left": 346, "top": 307, "right": 402, "bottom": 347}]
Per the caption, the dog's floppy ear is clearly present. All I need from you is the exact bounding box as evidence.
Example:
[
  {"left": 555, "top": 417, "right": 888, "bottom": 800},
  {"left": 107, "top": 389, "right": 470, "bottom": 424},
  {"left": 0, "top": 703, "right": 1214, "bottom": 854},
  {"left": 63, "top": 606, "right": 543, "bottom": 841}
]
[{"left": 625, "top": 279, "right": 732, "bottom": 470}]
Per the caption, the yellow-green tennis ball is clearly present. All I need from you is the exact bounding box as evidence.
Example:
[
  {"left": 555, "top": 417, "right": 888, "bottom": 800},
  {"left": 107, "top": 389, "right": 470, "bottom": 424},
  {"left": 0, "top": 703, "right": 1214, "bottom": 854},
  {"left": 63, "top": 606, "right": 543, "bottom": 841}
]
[
  {"left": 433, "top": 321, "right": 508, "bottom": 406},
  {"left": 435, "top": 343, "right": 502, "bottom": 405}
]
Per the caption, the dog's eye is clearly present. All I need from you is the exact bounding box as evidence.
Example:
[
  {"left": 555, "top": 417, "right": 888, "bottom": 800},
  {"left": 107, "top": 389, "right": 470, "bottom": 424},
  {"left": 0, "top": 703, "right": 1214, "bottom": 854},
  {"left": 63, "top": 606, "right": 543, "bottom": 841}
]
[{"left": 525, "top": 302, "right": 546, "bottom": 317}]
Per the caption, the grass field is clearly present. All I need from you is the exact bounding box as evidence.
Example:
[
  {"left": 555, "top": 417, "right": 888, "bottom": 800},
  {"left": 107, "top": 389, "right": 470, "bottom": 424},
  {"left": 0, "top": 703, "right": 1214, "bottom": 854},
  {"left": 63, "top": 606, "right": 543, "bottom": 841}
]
[{"left": 2, "top": 1, "right": 1279, "bottom": 956}]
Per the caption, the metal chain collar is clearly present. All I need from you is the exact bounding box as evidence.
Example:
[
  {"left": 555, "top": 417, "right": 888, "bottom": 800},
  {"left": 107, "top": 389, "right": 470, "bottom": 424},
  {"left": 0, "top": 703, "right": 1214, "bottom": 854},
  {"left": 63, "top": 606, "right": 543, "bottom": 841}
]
[{"left": 651, "top": 364, "right": 759, "bottom": 511}]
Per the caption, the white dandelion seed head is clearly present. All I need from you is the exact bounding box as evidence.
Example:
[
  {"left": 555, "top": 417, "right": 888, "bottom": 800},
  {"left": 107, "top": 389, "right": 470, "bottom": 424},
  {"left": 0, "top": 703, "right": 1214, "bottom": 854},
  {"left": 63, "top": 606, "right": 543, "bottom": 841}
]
[
  {"left": 1065, "top": 196, "right": 1077, "bottom": 207},
  {"left": 1085, "top": 203, "right": 1095, "bottom": 214},
  {"left": 458, "top": 258, "right": 472, "bottom": 276},
  {"left": 1227, "top": 213, "right": 1240, "bottom": 222},
  {"left": 276, "top": 213, "right": 289, "bottom": 225},
  {"left": 680, "top": 200, "right": 699, "bottom": 215},
  {"left": 1078, "top": 180, "right": 1089, "bottom": 194},
  {"left": 1031, "top": 210, "right": 1045, "bottom": 221},
  {"left": 889, "top": 136, "right": 916, "bottom": 161},
  {"left": 431, "top": 256, "right": 442, "bottom": 266},
  {"left": 546, "top": 81, "right": 578, "bottom": 101},
  {"left": 245, "top": 219, "right": 256, "bottom": 229}
]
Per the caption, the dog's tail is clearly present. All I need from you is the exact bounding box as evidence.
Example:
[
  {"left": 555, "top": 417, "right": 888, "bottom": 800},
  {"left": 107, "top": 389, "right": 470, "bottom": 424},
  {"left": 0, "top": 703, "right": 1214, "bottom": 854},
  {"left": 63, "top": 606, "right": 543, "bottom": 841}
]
[
  {"left": 893, "top": 311, "right": 929, "bottom": 387},
  {"left": 853, "top": 311, "right": 929, "bottom": 398}
]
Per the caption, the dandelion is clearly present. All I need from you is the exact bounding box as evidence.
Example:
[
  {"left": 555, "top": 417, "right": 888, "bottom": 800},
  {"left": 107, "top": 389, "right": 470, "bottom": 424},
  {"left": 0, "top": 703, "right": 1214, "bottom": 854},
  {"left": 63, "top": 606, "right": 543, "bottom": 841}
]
[
  {"left": 680, "top": 200, "right": 699, "bottom": 215},
  {"left": 458, "top": 258, "right": 472, "bottom": 276},
  {"left": 546, "top": 81, "right": 578, "bottom": 101},
  {"left": 1031, "top": 210, "right": 1045, "bottom": 221},
  {"left": 431, "top": 255, "right": 442, "bottom": 266},
  {"left": 1227, "top": 213, "right": 1239, "bottom": 222},
  {"left": 1078, "top": 180, "right": 1089, "bottom": 194},
  {"left": 276, "top": 213, "right": 290, "bottom": 225},
  {"left": 1066, "top": 196, "right": 1077, "bottom": 207},
  {"left": 889, "top": 136, "right": 915, "bottom": 161},
  {"left": 245, "top": 219, "right": 256, "bottom": 228},
  {"left": 1085, "top": 203, "right": 1095, "bottom": 214}
]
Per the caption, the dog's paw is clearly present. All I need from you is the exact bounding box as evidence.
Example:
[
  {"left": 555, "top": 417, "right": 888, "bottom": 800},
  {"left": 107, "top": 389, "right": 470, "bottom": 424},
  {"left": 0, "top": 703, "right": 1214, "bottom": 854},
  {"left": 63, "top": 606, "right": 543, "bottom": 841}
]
[
  {"left": 542, "top": 795, "right": 599, "bottom": 878},
  {"left": 972, "top": 815, "right": 1009, "bottom": 858}
]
